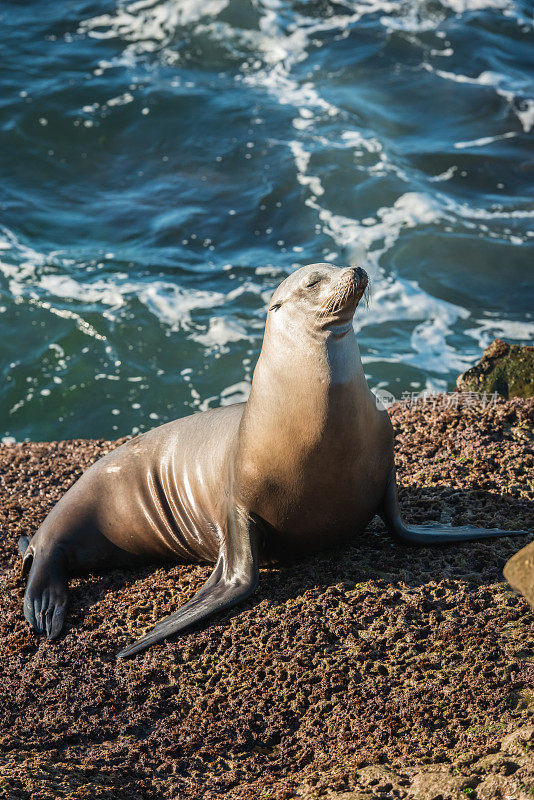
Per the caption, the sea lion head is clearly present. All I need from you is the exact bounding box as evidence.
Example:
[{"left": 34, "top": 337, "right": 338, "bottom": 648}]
[{"left": 267, "top": 263, "right": 369, "bottom": 339}]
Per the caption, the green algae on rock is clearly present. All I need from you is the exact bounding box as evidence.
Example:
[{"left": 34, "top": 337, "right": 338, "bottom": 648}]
[{"left": 457, "top": 340, "right": 534, "bottom": 400}]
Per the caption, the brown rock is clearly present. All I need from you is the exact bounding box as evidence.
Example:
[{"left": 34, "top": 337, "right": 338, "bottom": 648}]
[
  {"left": 500, "top": 725, "right": 534, "bottom": 756},
  {"left": 476, "top": 774, "right": 520, "bottom": 799},
  {"left": 407, "top": 768, "right": 467, "bottom": 800},
  {"left": 504, "top": 542, "right": 534, "bottom": 609}
]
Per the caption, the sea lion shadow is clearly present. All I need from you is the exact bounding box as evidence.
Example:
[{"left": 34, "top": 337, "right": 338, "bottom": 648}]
[{"left": 67, "top": 483, "right": 531, "bottom": 636}]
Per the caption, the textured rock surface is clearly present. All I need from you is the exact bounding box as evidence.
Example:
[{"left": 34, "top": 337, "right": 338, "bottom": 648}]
[
  {"left": 0, "top": 398, "right": 533, "bottom": 799},
  {"left": 456, "top": 339, "right": 534, "bottom": 399}
]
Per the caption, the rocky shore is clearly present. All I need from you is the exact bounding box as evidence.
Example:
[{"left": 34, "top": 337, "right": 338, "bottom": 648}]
[{"left": 0, "top": 398, "right": 533, "bottom": 800}]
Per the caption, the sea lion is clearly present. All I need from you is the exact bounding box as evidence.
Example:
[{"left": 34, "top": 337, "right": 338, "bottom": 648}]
[
  {"left": 504, "top": 541, "right": 534, "bottom": 609},
  {"left": 19, "top": 263, "right": 530, "bottom": 658}
]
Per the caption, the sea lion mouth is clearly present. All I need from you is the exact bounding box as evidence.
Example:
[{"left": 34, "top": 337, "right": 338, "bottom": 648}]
[{"left": 316, "top": 266, "right": 369, "bottom": 333}]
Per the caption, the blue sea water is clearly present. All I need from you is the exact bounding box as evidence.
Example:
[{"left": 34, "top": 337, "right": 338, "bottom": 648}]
[{"left": 1, "top": 0, "right": 533, "bottom": 442}]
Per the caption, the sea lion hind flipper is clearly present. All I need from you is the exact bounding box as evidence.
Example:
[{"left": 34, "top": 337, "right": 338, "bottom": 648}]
[
  {"left": 117, "top": 507, "right": 260, "bottom": 659},
  {"left": 379, "top": 468, "right": 530, "bottom": 545}
]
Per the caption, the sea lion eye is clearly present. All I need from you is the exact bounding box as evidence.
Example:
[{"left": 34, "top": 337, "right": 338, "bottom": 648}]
[{"left": 305, "top": 276, "right": 322, "bottom": 289}]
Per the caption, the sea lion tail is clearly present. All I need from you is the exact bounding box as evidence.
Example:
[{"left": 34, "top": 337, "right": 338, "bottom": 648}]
[
  {"left": 379, "top": 469, "right": 531, "bottom": 545},
  {"left": 117, "top": 507, "right": 260, "bottom": 659}
]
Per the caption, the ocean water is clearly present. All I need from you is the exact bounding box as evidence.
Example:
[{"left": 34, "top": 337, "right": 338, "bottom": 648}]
[{"left": 1, "top": 0, "right": 533, "bottom": 442}]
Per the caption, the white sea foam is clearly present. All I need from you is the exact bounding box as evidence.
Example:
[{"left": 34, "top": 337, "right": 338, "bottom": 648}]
[
  {"left": 105, "top": 92, "right": 135, "bottom": 107},
  {"left": 436, "top": 192, "right": 534, "bottom": 223},
  {"left": 79, "top": 0, "right": 229, "bottom": 47},
  {"left": 311, "top": 190, "right": 445, "bottom": 259},
  {"left": 340, "top": 130, "right": 383, "bottom": 154},
  {"left": 197, "top": 379, "right": 252, "bottom": 412},
  {"left": 38, "top": 274, "right": 126, "bottom": 307},
  {"left": 192, "top": 316, "right": 249, "bottom": 348},
  {"left": 428, "top": 165, "right": 458, "bottom": 182},
  {"left": 408, "top": 317, "right": 474, "bottom": 374},
  {"left": 464, "top": 318, "right": 534, "bottom": 349},
  {"left": 137, "top": 283, "right": 226, "bottom": 329},
  {"left": 219, "top": 380, "right": 251, "bottom": 405},
  {"left": 454, "top": 131, "right": 517, "bottom": 149},
  {"left": 442, "top": 0, "right": 508, "bottom": 9},
  {"left": 289, "top": 141, "right": 324, "bottom": 197}
]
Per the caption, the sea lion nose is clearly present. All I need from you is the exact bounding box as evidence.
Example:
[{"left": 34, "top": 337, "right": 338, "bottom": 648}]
[{"left": 343, "top": 266, "right": 368, "bottom": 289}]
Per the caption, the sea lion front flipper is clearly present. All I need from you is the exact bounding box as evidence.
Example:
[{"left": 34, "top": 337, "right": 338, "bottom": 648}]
[
  {"left": 379, "top": 468, "right": 530, "bottom": 545},
  {"left": 117, "top": 507, "right": 260, "bottom": 659},
  {"left": 22, "top": 544, "right": 69, "bottom": 639}
]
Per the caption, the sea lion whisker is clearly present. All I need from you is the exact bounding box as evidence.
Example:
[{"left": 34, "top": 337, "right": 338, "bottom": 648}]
[
  {"left": 316, "top": 293, "right": 331, "bottom": 313},
  {"left": 338, "top": 284, "right": 350, "bottom": 308},
  {"left": 363, "top": 279, "right": 372, "bottom": 309},
  {"left": 315, "top": 301, "right": 328, "bottom": 321},
  {"left": 331, "top": 287, "right": 340, "bottom": 313},
  {"left": 317, "top": 294, "right": 335, "bottom": 319}
]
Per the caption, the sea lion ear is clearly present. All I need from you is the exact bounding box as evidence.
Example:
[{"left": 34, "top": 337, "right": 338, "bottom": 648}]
[{"left": 269, "top": 301, "right": 282, "bottom": 312}]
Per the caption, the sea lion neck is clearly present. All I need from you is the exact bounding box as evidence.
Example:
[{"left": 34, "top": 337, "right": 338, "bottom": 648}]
[
  {"left": 237, "top": 314, "right": 374, "bottom": 464},
  {"left": 253, "top": 308, "right": 367, "bottom": 391}
]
